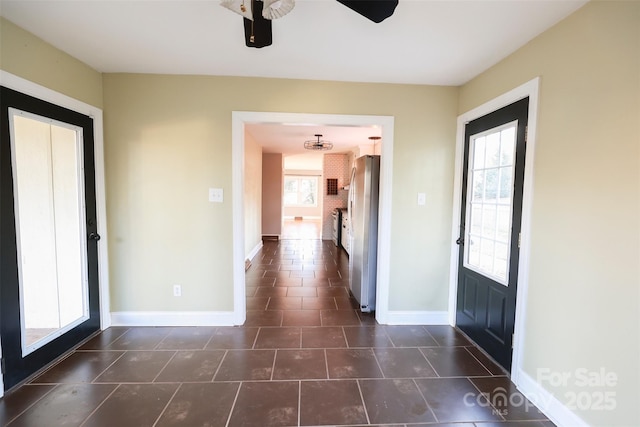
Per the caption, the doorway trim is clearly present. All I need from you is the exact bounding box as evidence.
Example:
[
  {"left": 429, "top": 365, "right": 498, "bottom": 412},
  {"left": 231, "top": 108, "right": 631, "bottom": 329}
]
[
  {"left": 232, "top": 111, "right": 395, "bottom": 326},
  {"left": 0, "top": 71, "right": 110, "bottom": 396},
  {"left": 448, "top": 77, "right": 539, "bottom": 383}
]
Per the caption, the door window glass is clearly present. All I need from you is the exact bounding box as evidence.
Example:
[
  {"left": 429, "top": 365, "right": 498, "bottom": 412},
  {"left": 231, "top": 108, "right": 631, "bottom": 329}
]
[
  {"left": 464, "top": 121, "right": 517, "bottom": 285},
  {"left": 9, "top": 109, "right": 89, "bottom": 356}
]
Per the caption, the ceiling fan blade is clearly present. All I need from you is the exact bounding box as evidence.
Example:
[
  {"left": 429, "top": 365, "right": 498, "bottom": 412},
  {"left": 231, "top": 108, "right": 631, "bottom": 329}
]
[{"left": 336, "top": 0, "right": 398, "bottom": 23}]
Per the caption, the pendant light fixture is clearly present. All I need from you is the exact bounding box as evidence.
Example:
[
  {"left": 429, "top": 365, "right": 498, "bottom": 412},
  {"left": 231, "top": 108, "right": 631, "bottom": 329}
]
[{"left": 304, "top": 134, "right": 333, "bottom": 151}]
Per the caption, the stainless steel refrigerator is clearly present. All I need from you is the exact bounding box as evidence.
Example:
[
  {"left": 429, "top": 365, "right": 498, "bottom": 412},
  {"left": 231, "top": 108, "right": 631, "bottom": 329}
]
[{"left": 347, "top": 155, "right": 380, "bottom": 312}]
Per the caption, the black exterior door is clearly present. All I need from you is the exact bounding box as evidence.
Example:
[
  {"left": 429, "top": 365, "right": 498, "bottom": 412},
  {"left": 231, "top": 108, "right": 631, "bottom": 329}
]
[
  {"left": 0, "top": 87, "right": 101, "bottom": 391},
  {"left": 456, "top": 97, "right": 529, "bottom": 371}
]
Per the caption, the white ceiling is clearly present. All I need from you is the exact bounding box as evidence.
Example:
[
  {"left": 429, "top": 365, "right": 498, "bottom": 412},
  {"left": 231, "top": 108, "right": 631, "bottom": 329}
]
[{"left": 0, "top": 0, "right": 586, "bottom": 154}]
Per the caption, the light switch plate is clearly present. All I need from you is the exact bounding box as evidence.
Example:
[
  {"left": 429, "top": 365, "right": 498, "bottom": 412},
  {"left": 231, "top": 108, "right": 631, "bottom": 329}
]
[
  {"left": 209, "top": 188, "right": 223, "bottom": 203},
  {"left": 417, "top": 192, "right": 426, "bottom": 206}
]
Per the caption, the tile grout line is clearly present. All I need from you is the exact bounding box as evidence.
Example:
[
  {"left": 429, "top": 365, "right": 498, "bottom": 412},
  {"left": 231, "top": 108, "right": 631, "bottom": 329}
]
[
  {"left": 78, "top": 383, "right": 121, "bottom": 427},
  {"left": 412, "top": 377, "right": 440, "bottom": 424},
  {"left": 151, "top": 382, "right": 182, "bottom": 427},
  {"left": 355, "top": 379, "right": 371, "bottom": 425},
  {"left": 151, "top": 351, "right": 179, "bottom": 383},
  {"left": 467, "top": 376, "right": 508, "bottom": 421},
  {"left": 224, "top": 382, "right": 243, "bottom": 427},
  {"left": 91, "top": 350, "right": 127, "bottom": 384},
  {"left": 417, "top": 347, "right": 441, "bottom": 378},
  {"left": 210, "top": 350, "right": 229, "bottom": 382}
]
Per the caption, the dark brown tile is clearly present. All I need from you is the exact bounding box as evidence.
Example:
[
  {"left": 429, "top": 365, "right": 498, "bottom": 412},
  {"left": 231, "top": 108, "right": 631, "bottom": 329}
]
[
  {"left": 244, "top": 310, "right": 283, "bottom": 327},
  {"left": 245, "top": 286, "right": 257, "bottom": 297},
  {"left": 384, "top": 325, "right": 439, "bottom": 347},
  {"left": 359, "top": 378, "right": 436, "bottom": 424},
  {"left": 303, "top": 297, "right": 337, "bottom": 310},
  {"left": 335, "top": 297, "right": 360, "bottom": 310},
  {"left": 214, "top": 349, "right": 275, "bottom": 381},
  {"left": 301, "top": 327, "right": 347, "bottom": 348},
  {"left": 228, "top": 381, "right": 299, "bottom": 427},
  {"left": 301, "top": 278, "right": 331, "bottom": 287},
  {"left": 78, "top": 328, "right": 129, "bottom": 350},
  {"left": 154, "top": 350, "right": 225, "bottom": 382},
  {"left": 206, "top": 327, "right": 259, "bottom": 349},
  {"left": 273, "top": 349, "right": 327, "bottom": 379},
  {"left": 0, "top": 385, "right": 55, "bottom": 426},
  {"left": 421, "top": 347, "right": 492, "bottom": 377},
  {"left": 155, "top": 382, "right": 239, "bottom": 427},
  {"left": 254, "top": 327, "right": 301, "bottom": 349},
  {"left": 156, "top": 327, "right": 216, "bottom": 350},
  {"left": 344, "top": 326, "right": 393, "bottom": 348},
  {"left": 30, "top": 351, "right": 123, "bottom": 384},
  {"left": 246, "top": 296, "right": 270, "bottom": 310},
  {"left": 273, "top": 277, "right": 303, "bottom": 287},
  {"left": 282, "top": 310, "right": 322, "bottom": 326},
  {"left": 326, "top": 349, "right": 384, "bottom": 379},
  {"left": 286, "top": 287, "right": 317, "bottom": 297},
  {"left": 94, "top": 350, "right": 175, "bottom": 382},
  {"left": 321, "top": 309, "right": 361, "bottom": 326},
  {"left": 300, "top": 380, "right": 367, "bottom": 426},
  {"left": 424, "top": 325, "right": 472, "bottom": 346},
  {"left": 255, "top": 286, "right": 288, "bottom": 297},
  {"left": 8, "top": 383, "right": 116, "bottom": 427},
  {"left": 264, "top": 270, "right": 293, "bottom": 279},
  {"left": 246, "top": 276, "right": 275, "bottom": 287},
  {"left": 106, "top": 327, "right": 173, "bottom": 350},
  {"left": 317, "top": 287, "right": 350, "bottom": 297},
  {"left": 470, "top": 376, "right": 549, "bottom": 421},
  {"left": 357, "top": 310, "right": 379, "bottom": 325},
  {"left": 466, "top": 346, "right": 507, "bottom": 375},
  {"left": 289, "top": 270, "right": 316, "bottom": 278},
  {"left": 374, "top": 348, "right": 438, "bottom": 378},
  {"left": 415, "top": 377, "right": 503, "bottom": 423},
  {"left": 267, "top": 297, "right": 303, "bottom": 310},
  {"left": 82, "top": 383, "right": 177, "bottom": 427}
]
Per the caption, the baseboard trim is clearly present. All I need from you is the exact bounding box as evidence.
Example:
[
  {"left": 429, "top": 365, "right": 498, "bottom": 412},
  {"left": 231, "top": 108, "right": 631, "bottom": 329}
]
[
  {"left": 516, "top": 369, "right": 587, "bottom": 427},
  {"left": 247, "top": 241, "right": 263, "bottom": 263},
  {"left": 110, "top": 311, "right": 236, "bottom": 327},
  {"left": 385, "top": 310, "right": 449, "bottom": 325}
]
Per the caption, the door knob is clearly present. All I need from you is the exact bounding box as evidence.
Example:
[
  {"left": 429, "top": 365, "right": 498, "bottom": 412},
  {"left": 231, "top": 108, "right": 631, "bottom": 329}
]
[
  {"left": 88, "top": 232, "right": 101, "bottom": 241},
  {"left": 456, "top": 237, "right": 464, "bottom": 245}
]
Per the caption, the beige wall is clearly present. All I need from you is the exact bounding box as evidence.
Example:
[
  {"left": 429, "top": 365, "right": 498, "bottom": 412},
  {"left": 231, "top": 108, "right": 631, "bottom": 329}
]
[
  {"left": 262, "top": 153, "right": 283, "bottom": 237},
  {"left": 459, "top": 2, "right": 640, "bottom": 425},
  {"left": 0, "top": 18, "right": 103, "bottom": 108},
  {"left": 102, "top": 74, "right": 458, "bottom": 314},
  {"left": 244, "top": 132, "right": 262, "bottom": 258}
]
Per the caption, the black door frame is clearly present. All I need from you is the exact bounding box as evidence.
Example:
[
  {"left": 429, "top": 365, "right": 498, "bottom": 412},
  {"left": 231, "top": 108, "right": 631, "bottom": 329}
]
[
  {"left": 0, "top": 72, "right": 109, "bottom": 395},
  {"left": 449, "top": 78, "right": 540, "bottom": 383}
]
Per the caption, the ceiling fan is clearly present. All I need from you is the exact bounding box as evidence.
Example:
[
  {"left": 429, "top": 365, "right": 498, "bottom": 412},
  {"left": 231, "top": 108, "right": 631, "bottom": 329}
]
[
  {"left": 220, "top": 0, "right": 398, "bottom": 48},
  {"left": 304, "top": 134, "right": 334, "bottom": 151}
]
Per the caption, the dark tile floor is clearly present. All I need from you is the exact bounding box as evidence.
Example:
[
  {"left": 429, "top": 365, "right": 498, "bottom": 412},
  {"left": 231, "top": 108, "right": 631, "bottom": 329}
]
[{"left": 1, "top": 239, "right": 554, "bottom": 427}]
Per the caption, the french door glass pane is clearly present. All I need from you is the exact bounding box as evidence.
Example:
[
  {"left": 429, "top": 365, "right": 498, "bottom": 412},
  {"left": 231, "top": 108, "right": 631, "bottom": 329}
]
[
  {"left": 10, "top": 110, "right": 89, "bottom": 355},
  {"left": 464, "top": 120, "right": 518, "bottom": 285}
]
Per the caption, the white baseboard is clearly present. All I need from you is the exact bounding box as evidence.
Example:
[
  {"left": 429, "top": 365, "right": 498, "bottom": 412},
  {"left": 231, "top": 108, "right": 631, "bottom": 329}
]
[
  {"left": 247, "top": 241, "right": 263, "bottom": 263},
  {"left": 516, "top": 368, "right": 587, "bottom": 427},
  {"left": 110, "top": 311, "right": 236, "bottom": 327},
  {"left": 385, "top": 310, "right": 449, "bottom": 325}
]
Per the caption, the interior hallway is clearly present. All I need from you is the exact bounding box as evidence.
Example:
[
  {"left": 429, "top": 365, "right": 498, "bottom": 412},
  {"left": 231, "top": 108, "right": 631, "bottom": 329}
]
[{"left": 0, "top": 236, "right": 554, "bottom": 426}]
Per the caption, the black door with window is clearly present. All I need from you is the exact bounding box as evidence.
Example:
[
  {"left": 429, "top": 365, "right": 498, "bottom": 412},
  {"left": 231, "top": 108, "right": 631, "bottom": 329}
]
[
  {"left": 1, "top": 87, "right": 101, "bottom": 390},
  {"left": 456, "top": 97, "right": 528, "bottom": 371}
]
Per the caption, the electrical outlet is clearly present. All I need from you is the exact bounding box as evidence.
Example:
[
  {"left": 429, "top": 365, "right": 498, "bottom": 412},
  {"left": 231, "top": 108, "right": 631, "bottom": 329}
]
[
  {"left": 173, "top": 284, "right": 182, "bottom": 297},
  {"left": 417, "top": 192, "right": 426, "bottom": 206}
]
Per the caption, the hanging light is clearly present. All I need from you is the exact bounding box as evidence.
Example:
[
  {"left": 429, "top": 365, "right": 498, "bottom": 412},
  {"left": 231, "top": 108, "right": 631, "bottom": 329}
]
[{"left": 304, "top": 134, "right": 333, "bottom": 151}]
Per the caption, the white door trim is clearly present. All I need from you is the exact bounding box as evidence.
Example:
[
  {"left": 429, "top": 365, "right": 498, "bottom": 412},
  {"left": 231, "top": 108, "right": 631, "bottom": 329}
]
[
  {"left": 448, "top": 77, "right": 540, "bottom": 383},
  {"left": 232, "top": 111, "right": 394, "bottom": 325},
  {"left": 0, "top": 71, "right": 110, "bottom": 395}
]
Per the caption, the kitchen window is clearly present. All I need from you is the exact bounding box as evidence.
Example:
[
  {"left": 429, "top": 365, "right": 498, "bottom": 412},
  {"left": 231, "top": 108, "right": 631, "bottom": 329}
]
[{"left": 284, "top": 175, "right": 318, "bottom": 207}]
